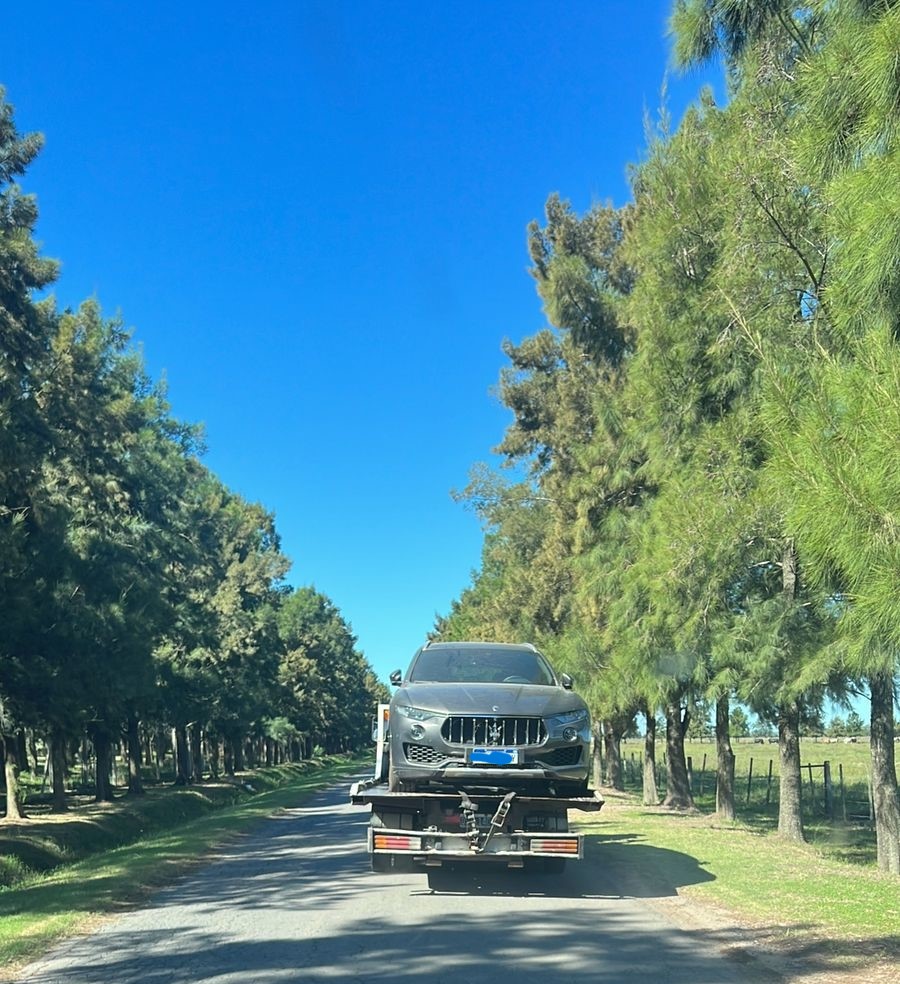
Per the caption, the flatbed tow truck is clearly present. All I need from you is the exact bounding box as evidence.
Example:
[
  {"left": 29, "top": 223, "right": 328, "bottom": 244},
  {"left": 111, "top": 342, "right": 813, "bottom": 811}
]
[{"left": 350, "top": 704, "right": 603, "bottom": 873}]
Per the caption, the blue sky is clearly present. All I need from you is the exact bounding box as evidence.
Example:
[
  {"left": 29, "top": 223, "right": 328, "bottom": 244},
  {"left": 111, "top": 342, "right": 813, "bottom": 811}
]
[{"left": 6, "top": 1, "right": 719, "bottom": 683}]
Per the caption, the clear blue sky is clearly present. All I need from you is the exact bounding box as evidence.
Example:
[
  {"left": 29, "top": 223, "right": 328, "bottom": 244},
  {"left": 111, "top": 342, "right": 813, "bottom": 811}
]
[{"left": 6, "top": 1, "right": 719, "bottom": 683}]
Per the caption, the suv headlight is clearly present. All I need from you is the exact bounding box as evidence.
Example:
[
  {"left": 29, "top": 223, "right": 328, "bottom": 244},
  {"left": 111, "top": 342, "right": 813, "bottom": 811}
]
[
  {"left": 546, "top": 709, "right": 589, "bottom": 727},
  {"left": 395, "top": 705, "right": 439, "bottom": 722}
]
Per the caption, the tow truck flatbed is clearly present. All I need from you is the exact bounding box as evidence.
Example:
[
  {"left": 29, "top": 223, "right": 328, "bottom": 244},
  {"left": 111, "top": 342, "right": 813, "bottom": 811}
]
[{"left": 351, "top": 779, "right": 603, "bottom": 813}]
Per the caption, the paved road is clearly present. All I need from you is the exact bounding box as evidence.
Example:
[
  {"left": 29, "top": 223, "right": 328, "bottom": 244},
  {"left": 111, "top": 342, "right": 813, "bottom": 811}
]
[{"left": 16, "top": 777, "right": 764, "bottom": 984}]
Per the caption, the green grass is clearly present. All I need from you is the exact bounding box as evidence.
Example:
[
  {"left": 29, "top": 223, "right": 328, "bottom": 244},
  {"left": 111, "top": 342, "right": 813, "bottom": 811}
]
[
  {"left": 615, "top": 738, "right": 889, "bottom": 866},
  {"left": 0, "top": 756, "right": 367, "bottom": 971},
  {"left": 579, "top": 790, "right": 900, "bottom": 975}
]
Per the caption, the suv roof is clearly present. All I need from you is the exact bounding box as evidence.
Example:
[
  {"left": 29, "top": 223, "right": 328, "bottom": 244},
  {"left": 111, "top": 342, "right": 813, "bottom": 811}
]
[{"left": 422, "top": 640, "right": 538, "bottom": 652}]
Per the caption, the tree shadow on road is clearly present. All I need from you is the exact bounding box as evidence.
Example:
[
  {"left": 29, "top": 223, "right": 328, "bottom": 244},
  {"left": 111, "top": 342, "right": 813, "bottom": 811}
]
[{"left": 413, "top": 834, "right": 715, "bottom": 900}]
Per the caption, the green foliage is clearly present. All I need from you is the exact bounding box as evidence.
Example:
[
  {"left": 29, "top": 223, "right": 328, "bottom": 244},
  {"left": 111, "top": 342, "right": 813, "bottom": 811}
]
[
  {"left": 729, "top": 706, "right": 750, "bottom": 736},
  {"left": 277, "top": 586, "right": 378, "bottom": 751},
  {"left": 443, "top": 4, "right": 898, "bottom": 871}
]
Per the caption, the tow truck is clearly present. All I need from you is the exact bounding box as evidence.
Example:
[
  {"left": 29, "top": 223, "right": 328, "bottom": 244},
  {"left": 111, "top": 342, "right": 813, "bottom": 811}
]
[{"left": 350, "top": 703, "right": 603, "bottom": 873}]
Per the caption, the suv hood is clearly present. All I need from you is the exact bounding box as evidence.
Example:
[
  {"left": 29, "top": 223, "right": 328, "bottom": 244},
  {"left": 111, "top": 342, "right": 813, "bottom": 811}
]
[{"left": 393, "top": 683, "right": 587, "bottom": 718}]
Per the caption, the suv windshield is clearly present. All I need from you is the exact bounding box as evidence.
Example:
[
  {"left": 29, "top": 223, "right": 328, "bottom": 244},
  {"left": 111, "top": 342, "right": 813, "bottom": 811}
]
[{"left": 409, "top": 647, "right": 555, "bottom": 686}]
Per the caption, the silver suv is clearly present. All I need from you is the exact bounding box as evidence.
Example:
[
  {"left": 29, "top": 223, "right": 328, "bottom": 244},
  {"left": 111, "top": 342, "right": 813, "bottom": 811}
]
[{"left": 387, "top": 641, "right": 590, "bottom": 794}]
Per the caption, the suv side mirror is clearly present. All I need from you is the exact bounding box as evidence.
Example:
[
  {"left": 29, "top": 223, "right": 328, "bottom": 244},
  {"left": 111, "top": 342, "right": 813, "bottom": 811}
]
[
  {"left": 389, "top": 669, "right": 402, "bottom": 686},
  {"left": 560, "top": 672, "right": 574, "bottom": 690}
]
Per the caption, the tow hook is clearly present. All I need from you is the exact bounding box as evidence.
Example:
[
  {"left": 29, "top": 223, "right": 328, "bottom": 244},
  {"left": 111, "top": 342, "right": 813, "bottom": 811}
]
[
  {"left": 458, "top": 791, "right": 480, "bottom": 848},
  {"left": 476, "top": 792, "right": 516, "bottom": 853}
]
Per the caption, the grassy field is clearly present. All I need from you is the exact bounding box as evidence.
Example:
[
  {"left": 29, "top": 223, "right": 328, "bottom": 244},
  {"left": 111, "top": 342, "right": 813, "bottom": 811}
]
[
  {"left": 578, "top": 789, "right": 900, "bottom": 980},
  {"left": 613, "top": 737, "right": 890, "bottom": 866},
  {"left": 0, "top": 756, "right": 367, "bottom": 972}
]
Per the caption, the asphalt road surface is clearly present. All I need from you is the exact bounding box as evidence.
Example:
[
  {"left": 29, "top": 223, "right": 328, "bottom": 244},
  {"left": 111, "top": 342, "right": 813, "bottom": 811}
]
[{"left": 16, "top": 776, "right": 766, "bottom": 984}]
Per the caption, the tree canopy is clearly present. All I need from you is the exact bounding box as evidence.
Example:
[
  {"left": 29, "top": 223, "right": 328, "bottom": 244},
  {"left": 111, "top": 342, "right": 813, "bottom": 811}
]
[{"left": 438, "top": 0, "right": 900, "bottom": 872}]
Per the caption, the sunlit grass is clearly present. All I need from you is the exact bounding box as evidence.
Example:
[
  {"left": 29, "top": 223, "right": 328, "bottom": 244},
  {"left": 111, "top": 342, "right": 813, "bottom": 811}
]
[
  {"left": 580, "top": 795, "right": 900, "bottom": 944},
  {"left": 614, "top": 738, "right": 887, "bottom": 865}
]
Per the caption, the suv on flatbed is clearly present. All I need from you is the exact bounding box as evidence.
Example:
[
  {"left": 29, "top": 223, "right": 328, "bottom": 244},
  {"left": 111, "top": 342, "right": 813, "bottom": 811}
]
[{"left": 387, "top": 641, "right": 590, "bottom": 795}]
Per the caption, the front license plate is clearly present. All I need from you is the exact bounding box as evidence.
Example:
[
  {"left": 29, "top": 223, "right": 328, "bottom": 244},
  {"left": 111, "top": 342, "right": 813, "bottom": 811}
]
[{"left": 468, "top": 747, "right": 519, "bottom": 765}]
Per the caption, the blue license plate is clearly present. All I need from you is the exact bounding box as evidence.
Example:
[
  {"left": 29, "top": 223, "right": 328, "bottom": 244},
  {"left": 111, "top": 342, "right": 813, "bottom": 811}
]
[{"left": 468, "top": 747, "right": 519, "bottom": 765}]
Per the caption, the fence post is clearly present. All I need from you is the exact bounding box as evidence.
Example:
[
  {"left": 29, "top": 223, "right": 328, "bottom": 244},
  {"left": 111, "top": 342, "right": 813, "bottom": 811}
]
[
  {"left": 765, "top": 759, "right": 774, "bottom": 806},
  {"left": 839, "top": 763, "right": 846, "bottom": 822},
  {"left": 699, "top": 752, "right": 707, "bottom": 796},
  {"left": 807, "top": 762, "right": 815, "bottom": 812},
  {"left": 687, "top": 755, "right": 693, "bottom": 792},
  {"left": 746, "top": 757, "right": 754, "bottom": 804},
  {"left": 823, "top": 761, "right": 833, "bottom": 820}
]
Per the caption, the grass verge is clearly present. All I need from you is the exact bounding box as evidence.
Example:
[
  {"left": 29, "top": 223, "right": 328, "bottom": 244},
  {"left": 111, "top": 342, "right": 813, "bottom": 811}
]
[
  {"left": 0, "top": 756, "right": 368, "bottom": 974},
  {"left": 580, "top": 791, "right": 900, "bottom": 977}
]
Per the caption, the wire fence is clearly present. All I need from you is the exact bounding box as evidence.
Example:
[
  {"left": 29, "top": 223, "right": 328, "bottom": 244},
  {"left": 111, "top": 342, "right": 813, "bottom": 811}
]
[{"left": 618, "top": 749, "right": 876, "bottom": 824}]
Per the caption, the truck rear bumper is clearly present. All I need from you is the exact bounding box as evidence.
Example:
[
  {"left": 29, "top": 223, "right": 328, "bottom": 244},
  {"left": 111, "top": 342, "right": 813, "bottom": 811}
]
[{"left": 368, "top": 825, "right": 583, "bottom": 862}]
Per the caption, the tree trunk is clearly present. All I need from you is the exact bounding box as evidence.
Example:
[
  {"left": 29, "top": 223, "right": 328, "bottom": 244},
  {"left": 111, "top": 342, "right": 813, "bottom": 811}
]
[
  {"left": 15, "top": 730, "right": 29, "bottom": 774},
  {"left": 265, "top": 737, "right": 275, "bottom": 767},
  {"left": 590, "top": 722, "right": 603, "bottom": 789},
  {"left": 663, "top": 702, "right": 694, "bottom": 809},
  {"left": 49, "top": 728, "right": 69, "bottom": 813},
  {"left": 93, "top": 728, "right": 115, "bottom": 802},
  {"left": 1, "top": 732, "right": 26, "bottom": 820},
  {"left": 224, "top": 738, "right": 235, "bottom": 777},
  {"left": 869, "top": 670, "right": 900, "bottom": 874},
  {"left": 174, "top": 725, "right": 192, "bottom": 785},
  {"left": 152, "top": 728, "right": 164, "bottom": 781},
  {"left": 715, "top": 694, "right": 736, "bottom": 820},
  {"left": 80, "top": 734, "right": 92, "bottom": 788},
  {"left": 642, "top": 706, "right": 658, "bottom": 806},
  {"left": 189, "top": 725, "right": 203, "bottom": 783},
  {"left": 27, "top": 729, "right": 39, "bottom": 774},
  {"left": 207, "top": 736, "right": 220, "bottom": 780},
  {"left": 126, "top": 711, "right": 144, "bottom": 796},
  {"left": 603, "top": 720, "right": 624, "bottom": 790},
  {"left": 777, "top": 702, "right": 804, "bottom": 841},
  {"left": 234, "top": 737, "right": 245, "bottom": 772}
]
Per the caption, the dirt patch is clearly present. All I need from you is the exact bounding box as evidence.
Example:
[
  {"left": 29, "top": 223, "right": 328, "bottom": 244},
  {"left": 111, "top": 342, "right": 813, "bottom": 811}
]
[{"left": 650, "top": 891, "right": 899, "bottom": 983}]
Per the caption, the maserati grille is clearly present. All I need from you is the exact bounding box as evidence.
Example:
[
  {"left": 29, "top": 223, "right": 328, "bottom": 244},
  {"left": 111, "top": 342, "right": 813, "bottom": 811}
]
[{"left": 441, "top": 715, "right": 547, "bottom": 747}]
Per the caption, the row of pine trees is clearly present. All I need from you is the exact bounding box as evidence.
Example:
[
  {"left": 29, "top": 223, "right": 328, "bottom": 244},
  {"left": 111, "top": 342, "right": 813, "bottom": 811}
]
[
  {"left": 0, "top": 90, "right": 387, "bottom": 819},
  {"left": 436, "top": 1, "right": 900, "bottom": 873}
]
